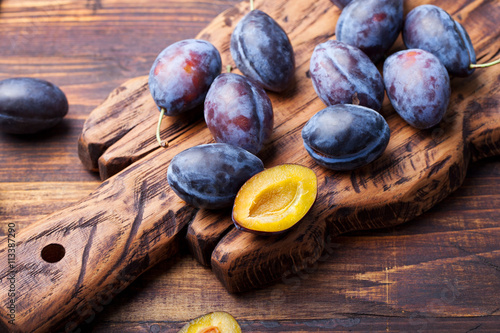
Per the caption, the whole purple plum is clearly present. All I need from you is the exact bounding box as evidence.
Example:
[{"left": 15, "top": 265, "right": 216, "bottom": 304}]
[
  {"left": 167, "top": 143, "right": 264, "bottom": 209},
  {"left": 148, "top": 39, "right": 222, "bottom": 116},
  {"left": 336, "top": 0, "right": 403, "bottom": 63},
  {"left": 403, "top": 5, "right": 476, "bottom": 77},
  {"left": 0, "top": 77, "right": 68, "bottom": 134},
  {"left": 330, "top": 0, "right": 353, "bottom": 10},
  {"left": 383, "top": 49, "right": 450, "bottom": 129},
  {"left": 204, "top": 73, "right": 273, "bottom": 155},
  {"left": 230, "top": 9, "right": 295, "bottom": 92},
  {"left": 309, "top": 40, "right": 384, "bottom": 111},
  {"left": 302, "top": 104, "right": 390, "bottom": 170}
]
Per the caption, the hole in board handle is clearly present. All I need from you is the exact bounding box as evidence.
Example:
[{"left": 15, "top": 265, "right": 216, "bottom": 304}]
[{"left": 41, "top": 243, "right": 66, "bottom": 263}]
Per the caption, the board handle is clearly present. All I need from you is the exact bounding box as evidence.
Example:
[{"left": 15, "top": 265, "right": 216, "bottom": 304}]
[{"left": 0, "top": 149, "right": 195, "bottom": 332}]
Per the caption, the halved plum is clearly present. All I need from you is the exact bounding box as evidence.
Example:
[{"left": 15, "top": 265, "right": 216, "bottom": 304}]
[
  {"left": 177, "top": 311, "right": 241, "bottom": 333},
  {"left": 232, "top": 164, "right": 317, "bottom": 234}
]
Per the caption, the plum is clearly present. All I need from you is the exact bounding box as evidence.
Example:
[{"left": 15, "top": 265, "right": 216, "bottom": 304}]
[
  {"left": 330, "top": 0, "right": 353, "bottom": 10},
  {"left": 204, "top": 73, "right": 273, "bottom": 154},
  {"left": 309, "top": 40, "right": 384, "bottom": 111},
  {"left": 302, "top": 104, "right": 390, "bottom": 170},
  {"left": 149, "top": 39, "right": 221, "bottom": 116},
  {"left": 403, "top": 5, "right": 476, "bottom": 77},
  {"left": 178, "top": 311, "right": 241, "bottom": 333},
  {"left": 149, "top": 39, "right": 221, "bottom": 146},
  {"left": 336, "top": 0, "right": 403, "bottom": 63},
  {"left": 167, "top": 143, "right": 264, "bottom": 209},
  {"left": 232, "top": 164, "right": 317, "bottom": 234},
  {"left": 383, "top": 49, "right": 450, "bottom": 129},
  {"left": 0, "top": 77, "right": 68, "bottom": 134},
  {"left": 230, "top": 9, "right": 295, "bottom": 92}
]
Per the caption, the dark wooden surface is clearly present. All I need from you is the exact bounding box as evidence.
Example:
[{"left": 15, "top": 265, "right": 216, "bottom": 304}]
[{"left": 0, "top": 0, "right": 499, "bottom": 332}]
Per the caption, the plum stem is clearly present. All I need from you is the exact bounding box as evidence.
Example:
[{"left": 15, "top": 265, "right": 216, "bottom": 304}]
[
  {"left": 226, "top": 64, "right": 232, "bottom": 73},
  {"left": 156, "top": 108, "right": 168, "bottom": 148},
  {"left": 250, "top": 0, "right": 254, "bottom": 10},
  {"left": 470, "top": 58, "right": 500, "bottom": 68}
]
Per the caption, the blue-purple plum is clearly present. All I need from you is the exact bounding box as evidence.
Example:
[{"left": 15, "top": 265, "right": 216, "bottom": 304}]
[
  {"left": 167, "top": 143, "right": 264, "bottom": 209},
  {"left": 204, "top": 73, "right": 273, "bottom": 155},
  {"left": 302, "top": 104, "right": 390, "bottom": 170},
  {"left": 0, "top": 77, "right": 68, "bottom": 134},
  {"left": 149, "top": 39, "right": 222, "bottom": 116},
  {"left": 336, "top": 0, "right": 403, "bottom": 63},
  {"left": 309, "top": 40, "right": 384, "bottom": 111},
  {"left": 230, "top": 9, "right": 295, "bottom": 92},
  {"left": 403, "top": 5, "right": 476, "bottom": 77},
  {"left": 330, "top": 0, "right": 353, "bottom": 10},
  {"left": 383, "top": 49, "right": 450, "bottom": 129}
]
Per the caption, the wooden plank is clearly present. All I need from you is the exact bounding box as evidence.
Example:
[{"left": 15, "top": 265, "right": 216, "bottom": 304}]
[
  {"left": 0, "top": 182, "right": 98, "bottom": 235},
  {"left": 90, "top": 317, "right": 500, "bottom": 333}
]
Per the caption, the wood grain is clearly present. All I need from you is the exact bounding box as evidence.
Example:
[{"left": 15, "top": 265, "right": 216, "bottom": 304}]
[
  {"left": 212, "top": 214, "right": 327, "bottom": 293},
  {"left": 0, "top": 144, "right": 201, "bottom": 332},
  {"left": 186, "top": 209, "right": 233, "bottom": 267},
  {"left": 0, "top": 0, "right": 499, "bottom": 332}
]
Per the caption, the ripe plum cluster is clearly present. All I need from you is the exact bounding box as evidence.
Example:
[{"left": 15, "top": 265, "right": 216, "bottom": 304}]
[
  {"left": 303, "top": 1, "right": 488, "bottom": 170},
  {"left": 306, "top": 39, "right": 390, "bottom": 169},
  {"left": 203, "top": 5, "right": 295, "bottom": 156},
  {"left": 383, "top": 3, "right": 485, "bottom": 128},
  {"left": 159, "top": 3, "right": 297, "bottom": 213},
  {"left": 157, "top": 1, "right": 495, "bottom": 225}
]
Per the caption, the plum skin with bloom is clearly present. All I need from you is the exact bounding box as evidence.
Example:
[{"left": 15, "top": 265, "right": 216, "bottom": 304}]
[
  {"left": 336, "top": 0, "right": 403, "bottom": 63},
  {"left": 302, "top": 104, "right": 390, "bottom": 170},
  {"left": 167, "top": 143, "right": 264, "bottom": 209},
  {"left": 230, "top": 9, "right": 295, "bottom": 92},
  {"left": 204, "top": 73, "right": 273, "bottom": 155},
  {"left": 403, "top": 4, "right": 476, "bottom": 77},
  {"left": 148, "top": 39, "right": 222, "bottom": 116},
  {"left": 309, "top": 40, "right": 385, "bottom": 111},
  {"left": 329, "top": 0, "right": 353, "bottom": 10},
  {"left": 383, "top": 49, "right": 451, "bottom": 129},
  {"left": 0, "top": 77, "right": 68, "bottom": 134}
]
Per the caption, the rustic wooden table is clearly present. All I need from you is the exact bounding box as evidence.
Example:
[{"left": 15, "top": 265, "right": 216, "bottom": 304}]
[{"left": 0, "top": 0, "right": 499, "bottom": 332}]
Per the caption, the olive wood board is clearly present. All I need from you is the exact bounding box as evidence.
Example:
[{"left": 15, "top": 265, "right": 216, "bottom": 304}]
[{"left": 1, "top": 0, "right": 499, "bottom": 331}]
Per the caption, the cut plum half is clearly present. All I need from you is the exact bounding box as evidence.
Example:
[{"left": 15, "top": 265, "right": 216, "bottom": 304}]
[
  {"left": 232, "top": 164, "right": 317, "bottom": 234},
  {"left": 177, "top": 311, "right": 241, "bottom": 333}
]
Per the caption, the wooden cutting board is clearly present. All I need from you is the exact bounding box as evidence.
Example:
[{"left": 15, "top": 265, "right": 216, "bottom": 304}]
[{"left": 0, "top": 0, "right": 499, "bottom": 331}]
